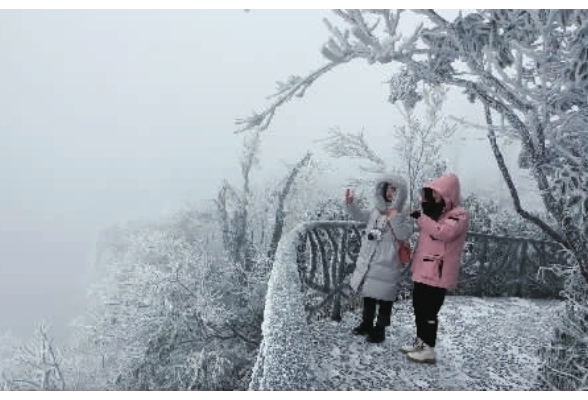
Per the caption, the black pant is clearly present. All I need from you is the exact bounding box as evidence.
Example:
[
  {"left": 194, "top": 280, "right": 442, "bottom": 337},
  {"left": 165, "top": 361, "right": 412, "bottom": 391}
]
[
  {"left": 412, "top": 281, "right": 447, "bottom": 347},
  {"left": 362, "top": 297, "right": 393, "bottom": 327}
]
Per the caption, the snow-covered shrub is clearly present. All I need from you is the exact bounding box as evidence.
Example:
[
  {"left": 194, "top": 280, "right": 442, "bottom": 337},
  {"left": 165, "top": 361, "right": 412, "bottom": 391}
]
[{"left": 537, "top": 265, "right": 588, "bottom": 390}]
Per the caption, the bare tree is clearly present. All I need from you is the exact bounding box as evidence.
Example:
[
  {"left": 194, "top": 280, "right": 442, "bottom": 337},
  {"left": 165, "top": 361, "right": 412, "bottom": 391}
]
[
  {"left": 215, "top": 131, "right": 261, "bottom": 274},
  {"left": 392, "top": 85, "right": 455, "bottom": 207},
  {"left": 1, "top": 326, "right": 66, "bottom": 391},
  {"left": 316, "top": 85, "right": 454, "bottom": 209},
  {"left": 215, "top": 129, "right": 313, "bottom": 273}
]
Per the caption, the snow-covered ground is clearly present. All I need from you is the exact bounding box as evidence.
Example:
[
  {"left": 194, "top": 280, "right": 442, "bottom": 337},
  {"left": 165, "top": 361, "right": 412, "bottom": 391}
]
[{"left": 310, "top": 296, "right": 563, "bottom": 390}]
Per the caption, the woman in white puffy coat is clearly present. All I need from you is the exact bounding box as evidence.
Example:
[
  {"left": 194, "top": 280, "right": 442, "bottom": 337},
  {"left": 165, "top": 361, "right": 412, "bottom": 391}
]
[{"left": 345, "top": 173, "right": 413, "bottom": 343}]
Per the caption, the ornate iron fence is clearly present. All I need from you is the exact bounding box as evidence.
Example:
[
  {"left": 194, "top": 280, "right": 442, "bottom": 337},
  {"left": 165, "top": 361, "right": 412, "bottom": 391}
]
[{"left": 296, "top": 221, "right": 569, "bottom": 322}]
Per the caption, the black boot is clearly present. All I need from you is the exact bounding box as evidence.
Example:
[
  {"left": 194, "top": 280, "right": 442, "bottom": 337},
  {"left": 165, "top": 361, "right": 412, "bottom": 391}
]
[
  {"left": 352, "top": 322, "right": 373, "bottom": 336},
  {"left": 366, "top": 325, "right": 386, "bottom": 343},
  {"left": 353, "top": 297, "right": 376, "bottom": 336}
]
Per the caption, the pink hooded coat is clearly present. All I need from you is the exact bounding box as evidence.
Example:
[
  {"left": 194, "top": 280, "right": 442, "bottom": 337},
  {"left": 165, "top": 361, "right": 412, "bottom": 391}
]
[{"left": 411, "top": 173, "right": 469, "bottom": 290}]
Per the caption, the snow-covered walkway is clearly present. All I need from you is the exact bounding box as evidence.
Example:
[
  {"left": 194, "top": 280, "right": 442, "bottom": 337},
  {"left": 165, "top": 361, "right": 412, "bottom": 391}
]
[{"left": 309, "top": 296, "right": 563, "bottom": 390}]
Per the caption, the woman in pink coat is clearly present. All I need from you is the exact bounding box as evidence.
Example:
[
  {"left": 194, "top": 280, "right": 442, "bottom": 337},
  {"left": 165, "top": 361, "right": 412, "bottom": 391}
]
[{"left": 401, "top": 173, "right": 469, "bottom": 364}]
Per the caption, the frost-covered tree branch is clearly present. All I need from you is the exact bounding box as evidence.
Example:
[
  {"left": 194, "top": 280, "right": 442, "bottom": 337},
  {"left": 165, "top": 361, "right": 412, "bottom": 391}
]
[
  {"left": 319, "top": 127, "right": 385, "bottom": 171},
  {"left": 234, "top": 63, "right": 347, "bottom": 134},
  {"left": 484, "top": 103, "right": 566, "bottom": 246},
  {"left": 267, "top": 151, "right": 313, "bottom": 263}
]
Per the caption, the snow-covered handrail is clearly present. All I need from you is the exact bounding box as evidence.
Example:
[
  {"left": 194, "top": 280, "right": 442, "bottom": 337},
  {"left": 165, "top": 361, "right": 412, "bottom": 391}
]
[{"left": 248, "top": 222, "right": 327, "bottom": 390}]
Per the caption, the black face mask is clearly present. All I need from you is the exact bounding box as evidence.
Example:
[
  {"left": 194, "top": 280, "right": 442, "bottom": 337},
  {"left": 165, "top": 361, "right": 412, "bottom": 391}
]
[
  {"left": 422, "top": 201, "right": 445, "bottom": 221},
  {"left": 421, "top": 188, "right": 445, "bottom": 221}
]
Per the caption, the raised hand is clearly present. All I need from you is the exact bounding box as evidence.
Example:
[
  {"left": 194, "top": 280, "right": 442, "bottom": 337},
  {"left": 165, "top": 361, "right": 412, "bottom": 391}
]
[{"left": 345, "top": 188, "right": 354, "bottom": 205}]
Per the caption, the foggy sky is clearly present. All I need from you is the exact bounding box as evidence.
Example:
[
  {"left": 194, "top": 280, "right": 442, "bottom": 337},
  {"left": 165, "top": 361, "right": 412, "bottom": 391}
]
[{"left": 0, "top": 9, "right": 532, "bottom": 340}]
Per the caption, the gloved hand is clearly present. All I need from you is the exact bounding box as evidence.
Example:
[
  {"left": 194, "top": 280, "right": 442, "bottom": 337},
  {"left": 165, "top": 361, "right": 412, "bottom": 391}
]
[{"left": 410, "top": 210, "right": 421, "bottom": 219}]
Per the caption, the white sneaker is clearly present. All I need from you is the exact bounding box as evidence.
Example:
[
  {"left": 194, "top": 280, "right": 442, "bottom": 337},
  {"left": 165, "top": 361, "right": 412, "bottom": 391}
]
[
  {"left": 406, "top": 342, "right": 436, "bottom": 365},
  {"left": 400, "top": 337, "right": 423, "bottom": 354}
]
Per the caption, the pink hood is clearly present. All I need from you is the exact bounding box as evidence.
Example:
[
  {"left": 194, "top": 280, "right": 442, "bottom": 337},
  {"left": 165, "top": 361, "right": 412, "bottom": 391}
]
[{"left": 424, "top": 173, "right": 461, "bottom": 212}]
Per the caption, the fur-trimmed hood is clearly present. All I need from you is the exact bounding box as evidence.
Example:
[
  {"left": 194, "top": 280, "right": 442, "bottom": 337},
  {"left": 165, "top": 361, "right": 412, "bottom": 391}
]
[{"left": 373, "top": 173, "right": 408, "bottom": 213}]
